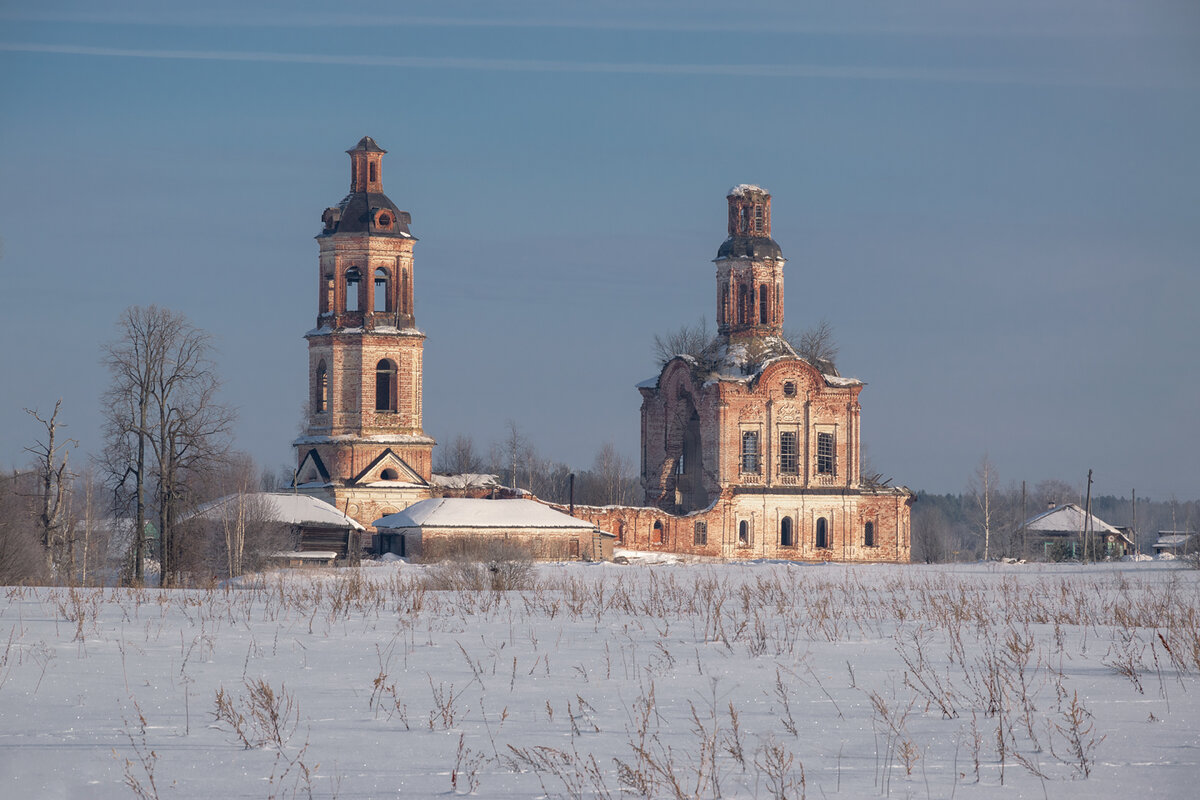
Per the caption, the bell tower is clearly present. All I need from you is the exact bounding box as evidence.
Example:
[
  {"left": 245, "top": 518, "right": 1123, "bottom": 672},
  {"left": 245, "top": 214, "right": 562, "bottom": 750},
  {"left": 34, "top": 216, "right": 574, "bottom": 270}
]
[
  {"left": 715, "top": 184, "right": 786, "bottom": 343},
  {"left": 294, "top": 137, "right": 434, "bottom": 530}
]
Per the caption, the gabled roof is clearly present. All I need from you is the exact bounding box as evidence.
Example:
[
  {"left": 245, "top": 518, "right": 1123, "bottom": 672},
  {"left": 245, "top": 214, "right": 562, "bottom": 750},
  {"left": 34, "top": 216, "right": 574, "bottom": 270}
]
[
  {"left": 374, "top": 498, "right": 595, "bottom": 530},
  {"left": 188, "top": 492, "right": 365, "bottom": 531},
  {"left": 1023, "top": 503, "right": 1122, "bottom": 536}
]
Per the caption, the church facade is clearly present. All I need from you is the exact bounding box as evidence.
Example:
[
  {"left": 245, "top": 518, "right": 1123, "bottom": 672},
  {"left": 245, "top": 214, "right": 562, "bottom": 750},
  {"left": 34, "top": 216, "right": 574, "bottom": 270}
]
[
  {"left": 293, "top": 138, "right": 435, "bottom": 528},
  {"left": 570, "top": 186, "right": 913, "bottom": 561}
]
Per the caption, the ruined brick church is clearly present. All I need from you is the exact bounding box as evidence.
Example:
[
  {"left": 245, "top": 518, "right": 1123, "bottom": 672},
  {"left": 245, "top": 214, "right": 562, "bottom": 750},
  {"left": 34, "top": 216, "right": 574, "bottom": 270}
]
[
  {"left": 294, "top": 139, "right": 911, "bottom": 562},
  {"left": 572, "top": 185, "right": 912, "bottom": 561}
]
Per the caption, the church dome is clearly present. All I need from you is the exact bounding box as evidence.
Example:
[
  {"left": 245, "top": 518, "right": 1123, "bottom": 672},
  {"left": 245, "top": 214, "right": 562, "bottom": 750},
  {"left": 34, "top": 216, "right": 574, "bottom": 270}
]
[{"left": 716, "top": 235, "right": 783, "bottom": 260}]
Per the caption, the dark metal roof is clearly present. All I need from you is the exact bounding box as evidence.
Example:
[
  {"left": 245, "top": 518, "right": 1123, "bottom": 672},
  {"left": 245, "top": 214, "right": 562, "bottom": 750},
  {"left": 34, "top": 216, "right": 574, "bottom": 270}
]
[
  {"left": 320, "top": 191, "right": 414, "bottom": 237},
  {"left": 347, "top": 136, "right": 386, "bottom": 154},
  {"left": 716, "top": 235, "right": 784, "bottom": 260}
]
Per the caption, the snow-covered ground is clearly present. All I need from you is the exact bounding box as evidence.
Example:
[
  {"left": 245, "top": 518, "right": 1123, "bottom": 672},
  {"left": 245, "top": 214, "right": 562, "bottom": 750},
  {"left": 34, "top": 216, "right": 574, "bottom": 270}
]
[{"left": 2, "top": 559, "right": 1198, "bottom": 798}]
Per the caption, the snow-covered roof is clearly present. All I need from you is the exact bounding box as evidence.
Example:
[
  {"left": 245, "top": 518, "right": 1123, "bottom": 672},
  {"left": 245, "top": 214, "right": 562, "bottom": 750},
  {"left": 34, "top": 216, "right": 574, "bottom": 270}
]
[
  {"left": 429, "top": 473, "right": 502, "bottom": 489},
  {"left": 374, "top": 498, "right": 595, "bottom": 530},
  {"left": 188, "top": 492, "right": 365, "bottom": 531},
  {"left": 1153, "top": 533, "right": 1195, "bottom": 548},
  {"left": 728, "top": 183, "right": 768, "bottom": 196},
  {"left": 1023, "top": 504, "right": 1121, "bottom": 537}
]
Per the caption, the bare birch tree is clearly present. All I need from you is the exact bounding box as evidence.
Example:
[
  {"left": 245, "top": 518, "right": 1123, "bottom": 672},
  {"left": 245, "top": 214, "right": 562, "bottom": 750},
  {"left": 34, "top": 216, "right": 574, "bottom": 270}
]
[{"left": 970, "top": 455, "right": 997, "bottom": 560}]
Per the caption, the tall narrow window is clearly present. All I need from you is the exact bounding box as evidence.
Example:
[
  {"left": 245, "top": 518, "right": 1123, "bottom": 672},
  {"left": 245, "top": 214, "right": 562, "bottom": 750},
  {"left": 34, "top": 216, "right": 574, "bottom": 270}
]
[
  {"left": 375, "top": 359, "right": 396, "bottom": 411},
  {"left": 864, "top": 521, "right": 876, "bottom": 547},
  {"left": 345, "top": 268, "right": 361, "bottom": 312},
  {"left": 652, "top": 521, "right": 664, "bottom": 544},
  {"left": 718, "top": 282, "right": 728, "bottom": 325},
  {"left": 738, "top": 284, "right": 749, "bottom": 324},
  {"left": 694, "top": 521, "right": 707, "bottom": 546},
  {"left": 739, "top": 520, "right": 750, "bottom": 546},
  {"left": 315, "top": 360, "right": 328, "bottom": 413},
  {"left": 816, "top": 517, "right": 828, "bottom": 549},
  {"left": 780, "top": 517, "right": 794, "bottom": 547},
  {"left": 400, "top": 269, "right": 409, "bottom": 315},
  {"left": 374, "top": 268, "right": 390, "bottom": 312},
  {"left": 754, "top": 204, "right": 764, "bottom": 232},
  {"left": 739, "top": 206, "right": 749, "bottom": 232},
  {"left": 369, "top": 161, "right": 377, "bottom": 183},
  {"left": 817, "top": 432, "right": 835, "bottom": 475},
  {"left": 779, "top": 432, "right": 798, "bottom": 474},
  {"left": 741, "top": 431, "right": 760, "bottom": 473},
  {"left": 759, "top": 284, "right": 769, "bottom": 324}
]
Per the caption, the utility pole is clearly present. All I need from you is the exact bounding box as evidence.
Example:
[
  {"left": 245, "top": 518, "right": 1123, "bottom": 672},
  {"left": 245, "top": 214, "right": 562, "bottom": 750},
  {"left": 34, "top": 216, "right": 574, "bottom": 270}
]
[
  {"left": 1131, "top": 489, "right": 1137, "bottom": 556},
  {"left": 1083, "top": 469, "right": 1094, "bottom": 561},
  {"left": 1021, "top": 480, "right": 1027, "bottom": 560}
]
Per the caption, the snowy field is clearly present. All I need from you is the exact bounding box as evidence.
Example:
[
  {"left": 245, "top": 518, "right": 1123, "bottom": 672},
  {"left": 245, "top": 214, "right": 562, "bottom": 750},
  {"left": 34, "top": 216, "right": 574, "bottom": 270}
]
[{"left": 2, "top": 558, "right": 1198, "bottom": 799}]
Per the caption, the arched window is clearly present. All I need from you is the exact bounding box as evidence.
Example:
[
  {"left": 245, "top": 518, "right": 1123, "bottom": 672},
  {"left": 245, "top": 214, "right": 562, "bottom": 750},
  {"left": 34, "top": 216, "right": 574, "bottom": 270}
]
[
  {"left": 369, "top": 161, "right": 377, "bottom": 183},
  {"left": 780, "top": 517, "right": 794, "bottom": 547},
  {"left": 738, "top": 520, "right": 750, "bottom": 546},
  {"left": 754, "top": 204, "right": 764, "bottom": 232},
  {"left": 652, "top": 521, "right": 663, "bottom": 544},
  {"left": 738, "top": 284, "right": 749, "bottom": 324},
  {"left": 864, "top": 521, "right": 876, "bottom": 547},
  {"left": 816, "top": 517, "right": 828, "bottom": 549},
  {"left": 375, "top": 359, "right": 396, "bottom": 412},
  {"left": 380, "top": 468, "right": 398, "bottom": 481},
  {"left": 315, "top": 360, "right": 328, "bottom": 413},
  {"left": 374, "top": 268, "right": 390, "bottom": 312},
  {"left": 759, "top": 284, "right": 769, "bottom": 324},
  {"left": 344, "top": 268, "right": 361, "bottom": 312},
  {"left": 400, "top": 269, "right": 409, "bottom": 315}
]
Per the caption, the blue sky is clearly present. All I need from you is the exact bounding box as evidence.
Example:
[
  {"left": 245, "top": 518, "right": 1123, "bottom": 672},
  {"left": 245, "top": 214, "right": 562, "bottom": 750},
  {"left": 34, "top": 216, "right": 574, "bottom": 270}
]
[{"left": 1, "top": 0, "right": 1197, "bottom": 499}]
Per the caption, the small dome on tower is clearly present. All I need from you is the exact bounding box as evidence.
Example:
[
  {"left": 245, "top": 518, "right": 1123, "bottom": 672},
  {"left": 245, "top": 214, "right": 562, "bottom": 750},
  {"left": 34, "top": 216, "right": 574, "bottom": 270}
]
[
  {"left": 717, "top": 183, "right": 784, "bottom": 260},
  {"left": 347, "top": 136, "right": 386, "bottom": 154}
]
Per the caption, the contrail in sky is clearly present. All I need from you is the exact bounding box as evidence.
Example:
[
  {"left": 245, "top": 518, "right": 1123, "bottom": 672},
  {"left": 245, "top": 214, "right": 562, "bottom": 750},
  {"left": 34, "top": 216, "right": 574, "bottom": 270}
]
[{"left": 0, "top": 42, "right": 1181, "bottom": 89}]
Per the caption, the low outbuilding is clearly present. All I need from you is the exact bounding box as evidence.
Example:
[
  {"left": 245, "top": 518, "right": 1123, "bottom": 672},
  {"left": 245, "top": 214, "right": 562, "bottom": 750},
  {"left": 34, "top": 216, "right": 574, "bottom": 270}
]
[
  {"left": 374, "top": 497, "right": 613, "bottom": 561},
  {"left": 1020, "top": 503, "right": 1134, "bottom": 560},
  {"left": 187, "top": 492, "right": 366, "bottom": 563}
]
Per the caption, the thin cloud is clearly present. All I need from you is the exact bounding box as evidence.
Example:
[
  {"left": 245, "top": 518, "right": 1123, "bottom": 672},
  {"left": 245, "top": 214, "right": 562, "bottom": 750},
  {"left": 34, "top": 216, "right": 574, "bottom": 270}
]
[
  {"left": 0, "top": 42, "right": 1184, "bottom": 89},
  {"left": 0, "top": 8, "right": 1178, "bottom": 41}
]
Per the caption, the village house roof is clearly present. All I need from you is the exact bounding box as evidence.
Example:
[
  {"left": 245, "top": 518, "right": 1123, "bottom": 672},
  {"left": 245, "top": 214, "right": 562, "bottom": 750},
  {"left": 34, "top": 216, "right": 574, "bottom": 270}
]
[
  {"left": 188, "top": 492, "right": 365, "bottom": 531},
  {"left": 374, "top": 498, "right": 596, "bottom": 530},
  {"left": 1153, "top": 532, "right": 1196, "bottom": 550},
  {"left": 1022, "top": 503, "right": 1125, "bottom": 538}
]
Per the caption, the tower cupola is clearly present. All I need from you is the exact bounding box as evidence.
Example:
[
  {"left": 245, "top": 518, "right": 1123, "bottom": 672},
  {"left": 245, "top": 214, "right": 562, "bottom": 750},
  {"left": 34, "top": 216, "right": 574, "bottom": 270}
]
[
  {"left": 348, "top": 136, "right": 386, "bottom": 193},
  {"left": 715, "top": 185, "right": 786, "bottom": 339}
]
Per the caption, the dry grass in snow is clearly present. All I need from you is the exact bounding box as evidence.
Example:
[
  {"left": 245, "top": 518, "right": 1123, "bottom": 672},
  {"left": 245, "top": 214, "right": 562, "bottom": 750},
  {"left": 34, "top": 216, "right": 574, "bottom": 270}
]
[{"left": 1, "top": 560, "right": 1198, "bottom": 798}]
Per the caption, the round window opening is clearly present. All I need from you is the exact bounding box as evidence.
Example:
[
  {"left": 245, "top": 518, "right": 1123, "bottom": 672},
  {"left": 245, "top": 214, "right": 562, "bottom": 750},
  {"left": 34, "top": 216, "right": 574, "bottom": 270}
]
[
  {"left": 380, "top": 468, "right": 399, "bottom": 481},
  {"left": 783, "top": 381, "right": 796, "bottom": 397},
  {"left": 378, "top": 214, "right": 391, "bottom": 227}
]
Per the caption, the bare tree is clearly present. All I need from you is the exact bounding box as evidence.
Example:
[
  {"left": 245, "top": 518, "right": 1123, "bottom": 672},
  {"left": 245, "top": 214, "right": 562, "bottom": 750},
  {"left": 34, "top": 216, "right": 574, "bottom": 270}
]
[
  {"left": 101, "top": 306, "right": 234, "bottom": 586},
  {"left": 0, "top": 470, "right": 44, "bottom": 583},
  {"left": 653, "top": 317, "right": 715, "bottom": 367},
  {"left": 786, "top": 318, "right": 839, "bottom": 368},
  {"left": 435, "top": 434, "right": 484, "bottom": 475},
  {"left": 24, "top": 400, "right": 77, "bottom": 577},
  {"left": 503, "top": 420, "right": 528, "bottom": 489},
  {"left": 589, "top": 442, "right": 635, "bottom": 507},
  {"left": 970, "top": 455, "right": 998, "bottom": 560}
]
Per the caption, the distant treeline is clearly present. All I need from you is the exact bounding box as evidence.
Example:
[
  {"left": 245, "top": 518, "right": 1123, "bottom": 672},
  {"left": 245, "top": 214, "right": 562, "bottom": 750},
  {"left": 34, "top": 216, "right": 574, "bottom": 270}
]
[{"left": 912, "top": 484, "right": 1198, "bottom": 562}]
